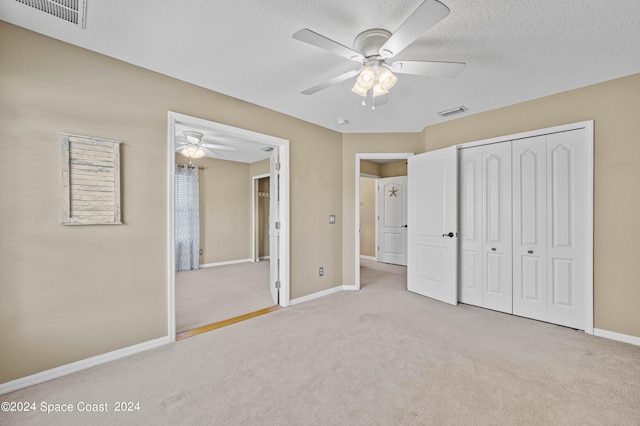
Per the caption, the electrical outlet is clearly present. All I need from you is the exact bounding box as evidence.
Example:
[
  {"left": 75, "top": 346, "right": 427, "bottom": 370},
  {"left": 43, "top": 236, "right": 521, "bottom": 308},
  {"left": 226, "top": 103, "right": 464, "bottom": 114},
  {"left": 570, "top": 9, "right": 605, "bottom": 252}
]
[
  {"left": 199, "top": 249, "right": 203, "bottom": 255},
  {"left": 319, "top": 267, "right": 324, "bottom": 277},
  {"left": 329, "top": 214, "right": 336, "bottom": 224}
]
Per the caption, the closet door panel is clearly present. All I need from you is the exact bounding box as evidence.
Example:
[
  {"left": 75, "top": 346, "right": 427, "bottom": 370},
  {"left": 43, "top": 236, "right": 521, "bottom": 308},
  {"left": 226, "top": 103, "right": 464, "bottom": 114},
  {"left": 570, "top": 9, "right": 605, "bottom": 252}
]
[
  {"left": 547, "top": 129, "right": 586, "bottom": 329},
  {"left": 482, "top": 142, "right": 512, "bottom": 313},
  {"left": 512, "top": 136, "right": 547, "bottom": 321},
  {"left": 458, "top": 148, "right": 483, "bottom": 306}
]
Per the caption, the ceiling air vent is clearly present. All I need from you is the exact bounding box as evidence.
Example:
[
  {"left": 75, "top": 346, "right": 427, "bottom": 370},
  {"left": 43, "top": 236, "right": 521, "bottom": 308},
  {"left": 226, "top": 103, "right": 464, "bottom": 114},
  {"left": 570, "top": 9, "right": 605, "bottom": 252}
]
[
  {"left": 15, "top": 0, "right": 87, "bottom": 28},
  {"left": 438, "top": 105, "right": 468, "bottom": 117}
]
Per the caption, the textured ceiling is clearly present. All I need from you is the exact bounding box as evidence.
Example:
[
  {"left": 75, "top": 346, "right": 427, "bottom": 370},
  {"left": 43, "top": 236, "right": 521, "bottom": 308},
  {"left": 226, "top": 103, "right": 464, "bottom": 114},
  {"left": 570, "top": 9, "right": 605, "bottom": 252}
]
[{"left": 1, "top": 1, "right": 639, "bottom": 134}]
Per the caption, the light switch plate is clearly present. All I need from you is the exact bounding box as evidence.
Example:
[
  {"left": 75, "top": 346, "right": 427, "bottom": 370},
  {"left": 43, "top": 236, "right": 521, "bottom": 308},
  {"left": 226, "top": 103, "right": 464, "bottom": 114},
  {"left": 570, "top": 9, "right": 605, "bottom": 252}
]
[{"left": 329, "top": 214, "right": 336, "bottom": 224}]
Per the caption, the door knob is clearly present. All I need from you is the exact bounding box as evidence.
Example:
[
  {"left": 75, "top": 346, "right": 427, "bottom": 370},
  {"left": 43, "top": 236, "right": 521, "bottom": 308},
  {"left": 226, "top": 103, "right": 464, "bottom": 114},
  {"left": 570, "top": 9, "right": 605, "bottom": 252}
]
[
  {"left": 442, "top": 232, "right": 455, "bottom": 238},
  {"left": 403, "top": 225, "right": 408, "bottom": 228},
  {"left": 528, "top": 250, "right": 533, "bottom": 254}
]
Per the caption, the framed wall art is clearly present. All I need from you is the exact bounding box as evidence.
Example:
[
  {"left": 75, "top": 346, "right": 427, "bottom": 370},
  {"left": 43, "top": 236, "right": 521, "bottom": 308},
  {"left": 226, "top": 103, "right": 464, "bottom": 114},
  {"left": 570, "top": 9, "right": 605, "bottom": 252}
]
[{"left": 61, "top": 133, "right": 122, "bottom": 225}]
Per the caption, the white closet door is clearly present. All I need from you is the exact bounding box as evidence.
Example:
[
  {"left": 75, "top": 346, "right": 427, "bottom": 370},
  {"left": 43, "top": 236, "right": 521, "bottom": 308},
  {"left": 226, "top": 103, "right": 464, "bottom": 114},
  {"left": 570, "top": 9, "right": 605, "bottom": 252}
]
[
  {"left": 458, "top": 148, "right": 483, "bottom": 306},
  {"left": 482, "top": 142, "right": 512, "bottom": 313},
  {"left": 546, "top": 129, "right": 587, "bottom": 329},
  {"left": 512, "top": 136, "right": 548, "bottom": 321}
]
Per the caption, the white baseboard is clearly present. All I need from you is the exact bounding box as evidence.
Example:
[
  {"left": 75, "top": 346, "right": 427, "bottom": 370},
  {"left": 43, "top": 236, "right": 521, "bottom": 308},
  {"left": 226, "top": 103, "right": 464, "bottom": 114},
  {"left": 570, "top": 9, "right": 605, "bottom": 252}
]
[
  {"left": 200, "top": 258, "right": 253, "bottom": 268},
  {"left": 0, "top": 336, "right": 170, "bottom": 395},
  {"left": 289, "top": 285, "right": 362, "bottom": 305},
  {"left": 594, "top": 328, "right": 640, "bottom": 347},
  {"left": 290, "top": 286, "right": 344, "bottom": 305},
  {"left": 360, "top": 255, "right": 377, "bottom": 261},
  {"left": 259, "top": 256, "right": 270, "bottom": 260}
]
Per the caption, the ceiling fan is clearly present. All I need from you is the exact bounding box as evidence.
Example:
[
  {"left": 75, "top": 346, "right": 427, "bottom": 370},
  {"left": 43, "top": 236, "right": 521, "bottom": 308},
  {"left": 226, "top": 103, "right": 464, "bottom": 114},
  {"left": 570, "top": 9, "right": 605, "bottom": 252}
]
[
  {"left": 176, "top": 131, "right": 239, "bottom": 159},
  {"left": 293, "top": 0, "right": 465, "bottom": 108}
]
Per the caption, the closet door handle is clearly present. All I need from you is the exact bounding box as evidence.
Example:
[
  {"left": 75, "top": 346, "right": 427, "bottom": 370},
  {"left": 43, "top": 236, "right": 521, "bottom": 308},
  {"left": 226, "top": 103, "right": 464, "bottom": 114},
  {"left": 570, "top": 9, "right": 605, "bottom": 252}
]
[
  {"left": 528, "top": 250, "right": 534, "bottom": 254},
  {"left": 442, "top": 232, "right": 455, "bottom": 238},
  {"left": 491, "top": 248, "right": 496, "bottom": 251}
]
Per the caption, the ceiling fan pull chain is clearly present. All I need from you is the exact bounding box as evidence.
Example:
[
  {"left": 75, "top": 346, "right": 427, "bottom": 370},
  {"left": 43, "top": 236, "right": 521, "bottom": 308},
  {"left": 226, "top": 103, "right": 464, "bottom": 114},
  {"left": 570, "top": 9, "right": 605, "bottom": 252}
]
[{"left": 372, "top": 93, "right": 376, "bottom": 111}]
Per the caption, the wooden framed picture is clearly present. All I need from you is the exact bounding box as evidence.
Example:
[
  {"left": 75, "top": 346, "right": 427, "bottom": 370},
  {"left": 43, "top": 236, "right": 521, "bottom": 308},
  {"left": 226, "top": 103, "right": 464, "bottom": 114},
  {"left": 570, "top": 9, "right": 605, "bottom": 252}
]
[{"left": 61, "top": 133, "right": 122, "bottom": 225}]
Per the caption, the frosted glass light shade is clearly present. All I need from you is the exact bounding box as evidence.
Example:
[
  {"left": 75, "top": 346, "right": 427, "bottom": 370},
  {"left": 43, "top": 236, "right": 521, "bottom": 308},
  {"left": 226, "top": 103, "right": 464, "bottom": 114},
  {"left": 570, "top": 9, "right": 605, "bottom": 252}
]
[
  {"left": 356, "top": 66, "right": 375, "bottom": 90},
  {"left": 372, "top": 82, "right": 389, "bottom": 97},
  {"left": 378, "top": 67, "right": 397, "bottom": 91},
  {"left": 181, "top": 145, "right": 206, "bottom": 159},
  {"left": 351, "top": 81, "right": 368, "bottom": 97}
]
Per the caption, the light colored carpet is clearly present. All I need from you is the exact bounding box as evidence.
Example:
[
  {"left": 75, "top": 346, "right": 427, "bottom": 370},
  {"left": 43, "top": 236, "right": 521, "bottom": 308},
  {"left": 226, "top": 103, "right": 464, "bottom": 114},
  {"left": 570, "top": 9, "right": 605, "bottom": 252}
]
[
  {"left": 3, "top": 259, "right": 640, "bottom": 425},
  {"left": 176, "top": 260, "right": 274, "bottom": 333}
]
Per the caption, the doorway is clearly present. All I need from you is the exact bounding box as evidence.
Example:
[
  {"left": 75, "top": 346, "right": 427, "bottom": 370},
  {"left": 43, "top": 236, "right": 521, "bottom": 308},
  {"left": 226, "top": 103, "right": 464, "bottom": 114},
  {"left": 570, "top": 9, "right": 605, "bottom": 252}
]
[
  {"left": 355, "top": 153, "right": 413, "bottom": 289},
  {"left": 167, "top": 112, "right": 290, "bottom": 341}
]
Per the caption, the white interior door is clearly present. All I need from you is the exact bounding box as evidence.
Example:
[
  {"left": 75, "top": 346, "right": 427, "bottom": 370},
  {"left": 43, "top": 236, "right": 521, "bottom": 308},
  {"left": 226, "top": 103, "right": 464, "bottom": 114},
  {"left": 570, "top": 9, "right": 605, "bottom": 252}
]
[
  {"left": 407, "top": 147, "right": 458, "bottom": 305},
  {"left": 377, "top": 176, "right": 408, "bottom": 266},
  {"left": 269, "top": 149, "right": 280, "bottom": 305}
]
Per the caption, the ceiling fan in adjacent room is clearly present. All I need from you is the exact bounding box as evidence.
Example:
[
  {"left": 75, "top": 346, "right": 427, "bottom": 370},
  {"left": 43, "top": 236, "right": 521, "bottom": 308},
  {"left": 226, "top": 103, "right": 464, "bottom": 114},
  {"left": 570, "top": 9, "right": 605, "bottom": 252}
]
[
  {"left": 176, "top": 131, "right": 238, "bottom": 160},
  {"left": 293, "top": 0, "right": 465, "bottom": 109}
]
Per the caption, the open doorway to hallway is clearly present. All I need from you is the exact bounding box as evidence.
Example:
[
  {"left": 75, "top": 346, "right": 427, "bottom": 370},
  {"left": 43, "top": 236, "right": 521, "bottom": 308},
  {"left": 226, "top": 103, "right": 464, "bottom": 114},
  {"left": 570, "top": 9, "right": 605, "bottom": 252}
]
[{"left": 355, "top": 153, "right": 412, "bottom": 289}]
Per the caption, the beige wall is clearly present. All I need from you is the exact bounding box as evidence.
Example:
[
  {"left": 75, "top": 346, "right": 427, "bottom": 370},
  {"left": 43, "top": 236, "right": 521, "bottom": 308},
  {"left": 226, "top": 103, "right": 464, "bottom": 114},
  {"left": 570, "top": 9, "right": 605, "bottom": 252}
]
[
  {"left": 175, "top": 155, "right": 252, "bottom": 264},
  {"left": 422, "top": 73, "right": 640, "bottom": 338},
  {"left": 360, "top": 160, "right": 382, "bottom": 177},
  {"left": 359, "top": 177, "right": 377, "bottom": 257},
  {"left": 381, "top": 160, "right": 407, "bottom": 177},
  {"left": 0, "top": 22, "right": 343, "bottom": 383},
  {"left": 342, "top": 133, "right": 424, "bottom": 285}
]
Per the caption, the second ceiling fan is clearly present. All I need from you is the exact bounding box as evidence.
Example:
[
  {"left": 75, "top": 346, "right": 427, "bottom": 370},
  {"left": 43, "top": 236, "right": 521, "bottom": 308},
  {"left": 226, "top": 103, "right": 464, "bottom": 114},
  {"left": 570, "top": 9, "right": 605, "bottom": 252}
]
[{"left": 293, "top": 0, "right": 465, "bottom": 108}]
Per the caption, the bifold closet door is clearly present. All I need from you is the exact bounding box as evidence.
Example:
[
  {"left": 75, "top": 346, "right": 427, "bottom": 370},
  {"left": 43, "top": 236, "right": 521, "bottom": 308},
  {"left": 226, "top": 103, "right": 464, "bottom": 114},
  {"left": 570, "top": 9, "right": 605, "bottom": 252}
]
[
  {"left": 481, "top": 142, "right": 512, "bottom": 313},
  {"left": 458, "top": 148, "right": 483, "bottom": 306},
  {"left": 512, "top": 136, "right": 548, "bottom": 321},
  {"left": 458, "top": 142, "right": 512, "bottom": 313},
  {"left": 513, "top": 129, "right": 587, "bottom": 329},
  {"left": 546, "top": 130, "right": 587, "bottom": 329}
]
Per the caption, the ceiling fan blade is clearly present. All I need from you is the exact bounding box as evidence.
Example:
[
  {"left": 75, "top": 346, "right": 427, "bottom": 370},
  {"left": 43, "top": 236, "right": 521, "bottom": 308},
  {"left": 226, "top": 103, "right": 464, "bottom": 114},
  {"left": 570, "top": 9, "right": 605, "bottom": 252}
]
[
  {"left": 301, "top": 69, "right": 360, "bottom": 95},
  {"left": 201, "top": 146, "right": 220, "bottom": 157},
  {"left": 200, "top": 143, "right": 238, "bottom": 152},
  {"left": 379, "top": 0, "right": 450, "bottom": 59},
  {"left": 293, "top": 29, "right": 364, "bottom": 62},
  {"left": 390, "top": 60, "right": 465, "bottom": 78}
]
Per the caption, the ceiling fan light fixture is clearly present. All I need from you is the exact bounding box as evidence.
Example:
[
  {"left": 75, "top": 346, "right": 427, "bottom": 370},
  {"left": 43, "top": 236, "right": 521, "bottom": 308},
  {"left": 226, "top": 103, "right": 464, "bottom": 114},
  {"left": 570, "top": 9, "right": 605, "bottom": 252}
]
[
  {"left": 378, "top": 67, "right": 397, "bottom": 91},
  {"left": 357, "top": 66, "right": 375, "bottom": 89},
  {"left": 351, "top": 81, "right": 368, "bottom": 97},
  {"left": 181, "top": 144, "right": 206, "bottom": 159},
  {"left": 372, "top": 82, "right": 389, "bottom": 97}
]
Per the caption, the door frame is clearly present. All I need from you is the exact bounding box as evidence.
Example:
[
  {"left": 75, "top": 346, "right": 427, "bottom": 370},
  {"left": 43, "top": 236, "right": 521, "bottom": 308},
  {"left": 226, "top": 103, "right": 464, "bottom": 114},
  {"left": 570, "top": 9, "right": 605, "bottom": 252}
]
[
  {"left": 455, "top": 120, "right": 594, "bottom": 334},
  {"left": 252, "top": 173, "right": 270, "bottom": 262},
  {"left": 167, "top": 112, "right": 290, "bottom": 341},
  {"left": 354, "top": 153, "right": 413, "bottom": 289}
]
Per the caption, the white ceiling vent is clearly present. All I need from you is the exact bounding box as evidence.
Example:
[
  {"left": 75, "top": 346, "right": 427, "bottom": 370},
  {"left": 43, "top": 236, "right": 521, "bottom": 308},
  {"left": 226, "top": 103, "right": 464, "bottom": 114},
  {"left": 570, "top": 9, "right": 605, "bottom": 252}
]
[
  {"left": 438, "top": 105, "right": 468, "bottom": 117},
  {"left": 15, "top": 0, "right": 87, "bottom": 28}
]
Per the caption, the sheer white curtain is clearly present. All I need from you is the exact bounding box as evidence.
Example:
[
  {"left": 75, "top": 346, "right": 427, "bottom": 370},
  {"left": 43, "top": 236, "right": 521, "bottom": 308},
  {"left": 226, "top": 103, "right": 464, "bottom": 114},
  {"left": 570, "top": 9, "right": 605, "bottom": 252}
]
[{"left": 175, "top": 165, "right": 200, "bottom": 271}]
